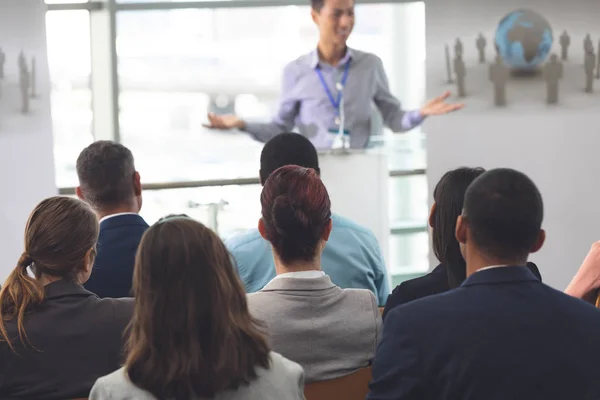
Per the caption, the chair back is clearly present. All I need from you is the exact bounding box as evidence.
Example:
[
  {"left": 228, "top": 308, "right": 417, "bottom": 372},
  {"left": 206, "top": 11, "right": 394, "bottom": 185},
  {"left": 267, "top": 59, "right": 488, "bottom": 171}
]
[{"left": 304, "top": 366, "right": 372, "bottom": 400}]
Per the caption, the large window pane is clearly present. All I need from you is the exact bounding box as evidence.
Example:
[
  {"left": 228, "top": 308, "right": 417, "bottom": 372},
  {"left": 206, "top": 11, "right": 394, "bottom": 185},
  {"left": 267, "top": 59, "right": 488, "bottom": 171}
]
[
  {"left": 116, "top": 3, "right": 424, "bottom": 183},
  {"left": 46, "top": 10, "right": 93, "bottom": 187}
]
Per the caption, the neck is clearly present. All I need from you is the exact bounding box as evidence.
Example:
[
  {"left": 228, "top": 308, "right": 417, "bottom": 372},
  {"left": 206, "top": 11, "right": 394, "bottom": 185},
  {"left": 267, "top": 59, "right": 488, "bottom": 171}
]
[
  {"left": 96, "top": 201, "right": 139, "bottom": 221},
  {"left": 465, "top": 250, "right": 526, "bottom": 277},
  {"left": 317, "top": 41, "right": 347, "bottom": 65},
  {"left": 273, "top": 255, "right": 322, "bottom": 276},
  {"left": 39, "top": 274, "right": 64, "bottom": 286}
]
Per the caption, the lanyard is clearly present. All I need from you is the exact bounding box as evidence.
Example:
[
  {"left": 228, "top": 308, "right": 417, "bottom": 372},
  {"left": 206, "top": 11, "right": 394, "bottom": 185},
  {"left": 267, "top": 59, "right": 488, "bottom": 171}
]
[{"left": 315, "top": 60, "right": 351, "bottom": 114}]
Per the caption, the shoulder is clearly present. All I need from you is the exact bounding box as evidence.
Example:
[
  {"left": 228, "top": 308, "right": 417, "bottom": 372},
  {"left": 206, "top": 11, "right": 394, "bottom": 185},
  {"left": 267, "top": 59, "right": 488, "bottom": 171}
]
[
  {"left": 331, "top": 214, "right": 379, "bottom": 246},
  {"left": 90, "top": 368, "right": 138, "bottom": 399},
  {"left": 339, "top": 288, "right": 379, "bottom": 312},
  {"left": 264, "top": 352, "right": 304, "bottom": 383},
  {"left": 390, "top": 265, "right": 449, "bottom": 304},
  {"left": 225, "top": 229, "right": 264, "bottom": 252},
  {"left": 92, "top": 297, "right": 135, "bottom": 323},
  {"left": 282, "top": 53, "right": 313, "bottom": 78}
]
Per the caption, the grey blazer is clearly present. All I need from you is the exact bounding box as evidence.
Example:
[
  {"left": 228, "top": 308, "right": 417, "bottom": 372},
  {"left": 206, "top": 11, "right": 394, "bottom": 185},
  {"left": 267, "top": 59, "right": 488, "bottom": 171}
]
[
  {"left": 247, "top": 275, "right": 382, "bottom": 383},
  {"left": 89, "top": 352, "right": 304, "bottom": 400}
]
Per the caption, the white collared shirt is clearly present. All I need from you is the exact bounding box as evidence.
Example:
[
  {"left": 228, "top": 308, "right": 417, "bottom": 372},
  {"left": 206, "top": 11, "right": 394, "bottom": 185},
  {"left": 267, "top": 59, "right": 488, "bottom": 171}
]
[
  {"left": 271, "top": 270, "right": 325, "bottom": 282},
  {"left": 477, "top": 265, "right": 508, "bottom": 272},
  {"left": 99, "top": 212, "right": 138, "bottom": 224}
]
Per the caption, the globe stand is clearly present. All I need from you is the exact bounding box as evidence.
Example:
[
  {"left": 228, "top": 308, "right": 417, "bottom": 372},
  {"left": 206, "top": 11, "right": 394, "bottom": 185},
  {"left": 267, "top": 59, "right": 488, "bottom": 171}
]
[{"left": 510, "top": 67, "right": 543, "bottom": 78}]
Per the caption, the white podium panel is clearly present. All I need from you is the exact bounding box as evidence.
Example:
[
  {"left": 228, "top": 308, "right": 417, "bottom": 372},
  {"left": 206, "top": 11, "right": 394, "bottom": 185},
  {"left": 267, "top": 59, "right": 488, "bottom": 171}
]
[
  {"left": 318, "top": 150, "right": 390, "bottom": 267},
  {"left": 0, "top": 0, "right": 56, "bottom": 282}
]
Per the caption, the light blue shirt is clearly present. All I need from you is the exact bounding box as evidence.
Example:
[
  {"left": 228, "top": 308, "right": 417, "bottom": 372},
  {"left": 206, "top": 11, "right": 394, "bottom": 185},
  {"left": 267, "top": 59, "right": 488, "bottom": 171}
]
[
  {"left": 226, "top": 213, "right": 390, "bottom": 306},
  {"left": 243, "top": 48, "right": 424, "bottom": 150}
]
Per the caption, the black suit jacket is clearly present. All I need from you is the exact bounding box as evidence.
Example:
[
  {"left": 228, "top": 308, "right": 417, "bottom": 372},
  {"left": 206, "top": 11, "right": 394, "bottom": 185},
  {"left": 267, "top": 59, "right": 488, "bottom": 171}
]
[
  {"left": 368, "top": 266, "right": 600, "bottom": 400},
  {"left": 382, "top": 262, "right": 542, "bottom": 320},
  {"left": 84, "top": 213, "right": 148, "bottom": 298},
  {"left": 0, "top": 280, "right": 134, "bottom": 399}
]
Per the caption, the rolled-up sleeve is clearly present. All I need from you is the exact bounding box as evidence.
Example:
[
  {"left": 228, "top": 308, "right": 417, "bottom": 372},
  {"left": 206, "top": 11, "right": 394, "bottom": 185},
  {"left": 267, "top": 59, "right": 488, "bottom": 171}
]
[
  {"left": 372, "top": 56, "right": 424, "bottom": 133},
  {"left": 242, "top": 63, "right": 300, "bottom": 143}
]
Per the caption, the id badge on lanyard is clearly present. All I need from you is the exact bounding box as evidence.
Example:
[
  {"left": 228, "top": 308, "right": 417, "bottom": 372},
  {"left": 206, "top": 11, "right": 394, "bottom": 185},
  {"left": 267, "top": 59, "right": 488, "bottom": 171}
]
[{"left": 316, "top": 60, "right": 351, "bottom": 145}]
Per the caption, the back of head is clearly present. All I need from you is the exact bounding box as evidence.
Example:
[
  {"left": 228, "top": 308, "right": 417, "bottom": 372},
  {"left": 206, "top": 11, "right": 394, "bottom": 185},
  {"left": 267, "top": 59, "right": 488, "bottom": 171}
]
[
  {"left": 432, "top": 167, "right": 485, "bottom": 287},
  {"left": 462, "top": 168, "right": 544, "bottom": 263},
  {"left": 260, "top": 165, "right": 331, "bottom": 264},
  {"left": 126, "top": 216, "right": 270, "bottom": 399},
  {"left": 0, "top": 196, "right": 98, "bottom": 351},
  {"left": 259, "top": 133, "right": 320, "bottom": 184},
  {"left": 76, "top": 140, "right": 136, "bottom": 211}
]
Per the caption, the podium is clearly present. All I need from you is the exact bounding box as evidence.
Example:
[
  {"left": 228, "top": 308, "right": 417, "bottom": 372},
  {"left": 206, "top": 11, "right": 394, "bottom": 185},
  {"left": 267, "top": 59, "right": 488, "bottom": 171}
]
[{"left": 318, "top": 150, "right": 390, "bottom": 267}]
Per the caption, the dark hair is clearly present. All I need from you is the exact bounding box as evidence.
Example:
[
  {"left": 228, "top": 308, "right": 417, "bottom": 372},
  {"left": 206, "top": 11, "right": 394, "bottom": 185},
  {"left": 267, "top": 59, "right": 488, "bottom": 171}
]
[
  {"left": 260, "top": 165, "right": 331, "bottom": 264},
  {"left": 76, "top": 140, "right": 136, "bottom": 210},
  {"left": 0, "top": 197, "right": 98, "bottom": 352},
  {"left": 311, "top": 0, "right": 325, "bottom": 11},
  {"left": 462, "top": 168, "right": 543, "bottom": 261},
  {"left": 431, "top": 167, "right": 485, "bottom": 288},
  {"left": 259, "top": 133, "right": 320, "bottom": 184},
  {"left": 126, "top": 217, "right": 270, "bottom": 399}
]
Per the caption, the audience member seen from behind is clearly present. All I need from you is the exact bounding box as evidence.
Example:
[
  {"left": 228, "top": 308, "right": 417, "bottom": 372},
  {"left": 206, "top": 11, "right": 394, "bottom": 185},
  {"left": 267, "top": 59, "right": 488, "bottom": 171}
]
[
  {"left": 382, "top": 167, "right": 542, "bottom": 320},
  {"left": 90, "top": 215, "right": 304, "bottom": 400},
  {"left": 226, "top": 132, "right": 389, "bottom": 305},
  {"left": 247, "top": 165, "right": 382, "bottom": 383},
  {"left": 0, "top": 197, "right": 134, "bottom": 400},
  {"left": 76, "top": 140, "right": 148, "bottom": 298},
  {"left": 368, "top": 169, "right": 600, "bottom": 400}
]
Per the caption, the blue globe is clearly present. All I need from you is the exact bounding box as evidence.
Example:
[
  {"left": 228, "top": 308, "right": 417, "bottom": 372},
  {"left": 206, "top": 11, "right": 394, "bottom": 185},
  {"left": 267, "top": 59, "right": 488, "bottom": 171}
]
[{"left": 495, "top": 9, "right": 553, "bottom": 70}]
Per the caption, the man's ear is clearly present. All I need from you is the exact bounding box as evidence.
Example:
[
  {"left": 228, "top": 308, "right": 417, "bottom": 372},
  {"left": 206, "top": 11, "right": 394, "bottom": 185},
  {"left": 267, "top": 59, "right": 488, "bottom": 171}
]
[
  {"left": 133, "top": 171, "right": 142, "bottom": 196},
  {"left": 258, "top": 218, "right": 268, "bottom": 240},
  {"left": 530, "top": 229, "right": 546, "bottom": 253},
  {"left": 455, "top": 215, "right": 467, "bottom": 245},
  {"left": 76, "top": 186, "right": 84, "bottom": 200},
  {"left": 311, "top": 7, "right": 319, "bottom": 24}
]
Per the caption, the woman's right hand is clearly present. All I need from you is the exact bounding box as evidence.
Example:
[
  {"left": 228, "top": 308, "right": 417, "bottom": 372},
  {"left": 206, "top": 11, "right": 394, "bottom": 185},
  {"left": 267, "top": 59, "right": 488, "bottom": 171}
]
[
  {"left": 203, "top": 113, "right": 245, "bottom": 130},
  {"left": 565, "top": 241, "right": 600, "bottom": 302}
]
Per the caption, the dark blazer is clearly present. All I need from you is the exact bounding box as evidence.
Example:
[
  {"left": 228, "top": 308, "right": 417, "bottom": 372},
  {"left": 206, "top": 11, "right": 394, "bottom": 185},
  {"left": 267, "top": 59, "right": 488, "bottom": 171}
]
[
  {"left": 0, "top": 280, "right": 134, "bottom": 400},
  {"left": 368, "top": 266, "right": 600, "bottom": 400},
  {"left": 84, "top": 213, "right": 148, "bottom": 298},
  {"left": 382, "top": 262, "right": 542, "bottom": 320}
]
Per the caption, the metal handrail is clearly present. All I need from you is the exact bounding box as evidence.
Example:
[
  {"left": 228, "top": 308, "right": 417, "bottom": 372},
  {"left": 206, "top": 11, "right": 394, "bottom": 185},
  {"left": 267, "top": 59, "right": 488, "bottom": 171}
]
[{"left": 58, "top": 167, "right": 425, "bottom": 195}]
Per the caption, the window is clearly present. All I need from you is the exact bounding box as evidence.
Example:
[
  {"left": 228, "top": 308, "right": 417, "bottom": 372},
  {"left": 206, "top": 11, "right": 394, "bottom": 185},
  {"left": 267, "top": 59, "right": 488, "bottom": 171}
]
[
  {"left": 46, "top": 10, "right": 93, "bottom": 187},
  {"left": 47, "top": 1, "right": 431, "bottom": 280}
]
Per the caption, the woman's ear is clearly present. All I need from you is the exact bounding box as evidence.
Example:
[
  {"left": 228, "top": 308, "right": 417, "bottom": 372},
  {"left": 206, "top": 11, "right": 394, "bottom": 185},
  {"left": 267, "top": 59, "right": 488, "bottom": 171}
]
[
  {"left": 428, "top": 202, "right": 437, "bottom": 229},
  {"left": 258, "top": 218, "right": 268, "bottom": 240},
  {"left": 322, "top": 218, "right": 333, "bottom": 242}
]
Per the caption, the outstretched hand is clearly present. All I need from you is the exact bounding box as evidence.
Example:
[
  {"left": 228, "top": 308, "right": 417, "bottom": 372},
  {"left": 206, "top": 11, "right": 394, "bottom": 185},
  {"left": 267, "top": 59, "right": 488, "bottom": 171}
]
[
  {"left": 420, "top": 91, "right": 464, "bottom": 117},
  {"left": 565, "top": 241, "right": 600, "bottom": 302},
  {"left": 203, "top": 113, "right": 245, "bottom": 130}
]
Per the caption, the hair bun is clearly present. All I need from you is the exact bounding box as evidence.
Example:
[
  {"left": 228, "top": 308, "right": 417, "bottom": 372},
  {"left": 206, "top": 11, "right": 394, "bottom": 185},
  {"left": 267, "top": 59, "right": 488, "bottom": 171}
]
[{"left": 271, "top": 195, "right": 310, "bottom": 235}]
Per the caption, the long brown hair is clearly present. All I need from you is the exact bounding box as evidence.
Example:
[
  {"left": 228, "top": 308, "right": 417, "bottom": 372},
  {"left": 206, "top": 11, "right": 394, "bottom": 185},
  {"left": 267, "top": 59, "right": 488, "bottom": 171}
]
[
  {"left": 126, "top": 215, "right": 270, "bottom": 399},
  {"left": 0, "top": 196, "right": 99, "bottom": 352}
]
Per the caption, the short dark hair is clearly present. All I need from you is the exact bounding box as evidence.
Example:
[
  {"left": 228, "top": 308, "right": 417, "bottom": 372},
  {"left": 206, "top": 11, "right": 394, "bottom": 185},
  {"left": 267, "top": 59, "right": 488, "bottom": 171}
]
[
  {"left": 76, "top": 141, "right": 136, "bottom": 210},
  {"left": 261, "top": 165, "right": 331, "bottom": 264},
  {"left": 462, "top": 168, "right": 543, "bottom": 261},
  {"left": 431, "top": 167, "right": 485, "bottom": 288},
  {"left": 126, "top": 217, "right": 270, "bottom": 399},
  {"left": 259, "top": 133, "right": 320, "bottom": 184},
  {"left": 311, "top": 0, "right": 325, "bottom": 11}
]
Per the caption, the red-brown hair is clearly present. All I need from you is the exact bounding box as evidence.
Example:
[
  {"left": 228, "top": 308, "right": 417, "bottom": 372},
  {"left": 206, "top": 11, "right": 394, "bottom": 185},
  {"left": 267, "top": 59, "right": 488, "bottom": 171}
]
[{"left": 260, "top": 165, "right": 331, "bottom": 264}]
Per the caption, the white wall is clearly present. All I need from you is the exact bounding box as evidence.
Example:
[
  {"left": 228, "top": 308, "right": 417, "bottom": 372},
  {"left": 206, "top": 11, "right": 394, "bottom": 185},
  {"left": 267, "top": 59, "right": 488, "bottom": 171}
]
[
  {"left": 425, "top": 0, "right": 600, "bottom": 289},
  {"left": 0, "top": 0, "right": 57, "bottom": 281}
]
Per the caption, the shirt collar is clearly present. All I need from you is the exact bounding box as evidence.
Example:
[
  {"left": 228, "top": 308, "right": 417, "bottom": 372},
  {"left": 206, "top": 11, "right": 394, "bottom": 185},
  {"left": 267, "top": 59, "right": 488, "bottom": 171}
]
[
  {"left": 477, "top": 265, "right": 507, "bottom": 272},
  {"left": 99, "top": 212, "right": 139, "bottom": 224},
  {"left": 310, "top": 47, "right": 354, "bottom": 69},
  {"left": 272, "top": 270, "right": 325, "bottom": 282}
]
